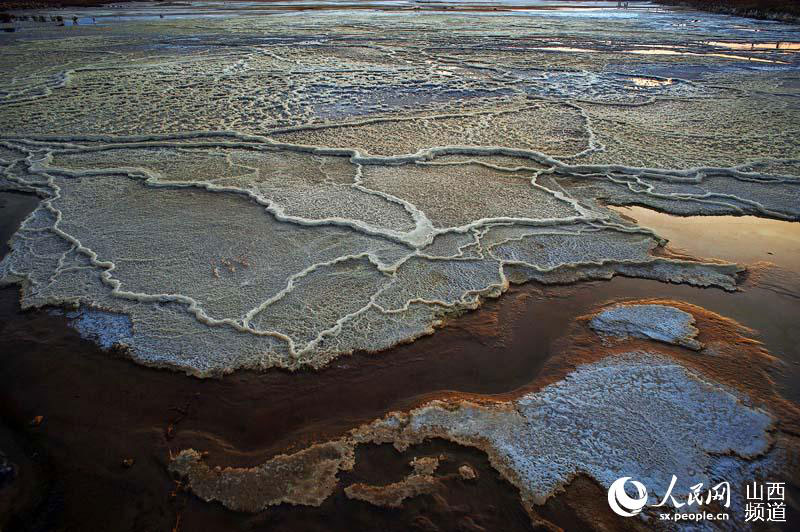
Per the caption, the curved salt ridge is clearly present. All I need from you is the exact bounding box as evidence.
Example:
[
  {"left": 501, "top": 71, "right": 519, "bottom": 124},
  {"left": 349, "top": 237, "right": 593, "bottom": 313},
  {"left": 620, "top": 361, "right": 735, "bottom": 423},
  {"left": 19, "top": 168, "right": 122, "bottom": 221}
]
[
  {"left": 241, "top": 252, "right": 386, "bottom": 327},
  {"left": 0, "top": 148, "right": 773, "bottom": 277},
  {"left": 598, "top": 172, "right": 800, "bottom": 220},
  {"left": 2, "top": 60, "right": 181, "bottom": 107},
  {"left": 23, "top": 139, "right": 593, "bottom": 246},
  {"left": 2, "top": 128, "right": 791, "bottom": 177},
  {"left": 13, "top": 130, "right": 795, "bottom": 225},
  {"left": 1, "top": 117, "right": 794, "bottom": 373},
  {"left": 38, "top": 161, "right": 434, "bottom": 250},
  {"left": 13, "top": 129, "right": 797, "bottom": 185},
  {"left": 11, "top": 136, "right": 796, "bottom": 231},
  {"left": 0, "top": 70, "right": 75, "bottom": 106},
  {"left": 40, "top": 189, "right": 297, "bottom": 350}
]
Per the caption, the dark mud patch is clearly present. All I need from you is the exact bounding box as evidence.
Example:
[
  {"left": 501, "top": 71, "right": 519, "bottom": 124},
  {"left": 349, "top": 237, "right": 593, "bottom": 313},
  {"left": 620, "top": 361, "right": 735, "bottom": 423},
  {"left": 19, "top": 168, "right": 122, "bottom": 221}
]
[
  {"left": 1, "top": 198, "right": 800, "bottom": 529},
  {"left": 170, "top": 439, "right": 536, "bottom": 532},
  {"left": 0, "top": 191, "right": 40, "bottom": 258},
  {"left": 3, "top": 272, "right": 799, "bottom": 530},
  {"left": 0, "top": 253, "right": 577, "bottom": 531}
]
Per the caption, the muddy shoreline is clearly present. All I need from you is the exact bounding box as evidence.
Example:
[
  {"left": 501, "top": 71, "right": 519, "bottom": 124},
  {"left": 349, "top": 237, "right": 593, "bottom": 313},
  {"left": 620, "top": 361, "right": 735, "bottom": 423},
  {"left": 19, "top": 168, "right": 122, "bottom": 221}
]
[
  {"left": 0, "top": 192, "right": 587, "bottom": 530},
  {"left": 655, "top": 1, "right": 800, "bottom": 24},
  {"left": 1, "top": 191, "right": 799, "bottom": 529}
]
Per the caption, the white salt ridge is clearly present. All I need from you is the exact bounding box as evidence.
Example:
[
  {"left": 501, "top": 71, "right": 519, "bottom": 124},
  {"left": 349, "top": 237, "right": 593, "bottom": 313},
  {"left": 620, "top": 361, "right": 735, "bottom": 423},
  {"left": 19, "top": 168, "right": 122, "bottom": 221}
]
[
  {"left": 0, "top": 10, "right": 798, "bottom": 375},
  {"left": 1, "top": 130, "right": 793, "bottom": 375}
]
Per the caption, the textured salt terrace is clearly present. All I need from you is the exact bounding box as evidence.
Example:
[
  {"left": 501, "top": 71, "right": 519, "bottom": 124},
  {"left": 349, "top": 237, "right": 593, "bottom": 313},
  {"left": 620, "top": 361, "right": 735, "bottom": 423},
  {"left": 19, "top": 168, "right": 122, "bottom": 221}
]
[
  {"left": 1, "top": 9, "right": 799, "bottom": 375},
  {"left": 590, "top": 303, "right": 703, "bottom": 350},
  {"left": 170, "top": 352, "right": 776, "bottom": 517}
]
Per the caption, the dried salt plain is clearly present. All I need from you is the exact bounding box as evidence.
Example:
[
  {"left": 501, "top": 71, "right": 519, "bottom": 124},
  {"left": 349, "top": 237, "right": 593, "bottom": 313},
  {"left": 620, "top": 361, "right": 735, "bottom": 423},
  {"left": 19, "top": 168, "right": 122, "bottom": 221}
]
[{"left": 1, "top": 1, "right": 800, "bottom": 529}]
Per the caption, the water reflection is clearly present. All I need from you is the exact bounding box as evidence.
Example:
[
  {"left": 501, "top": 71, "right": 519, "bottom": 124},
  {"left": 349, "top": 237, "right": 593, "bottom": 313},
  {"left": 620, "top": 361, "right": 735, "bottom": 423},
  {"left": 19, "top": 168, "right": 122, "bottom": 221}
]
[
  {"left": 708, "top": 41, "right": 800, "bottom": 51},
  {"left": 611, "top": 205, "right": 800, "bottom": 271}
]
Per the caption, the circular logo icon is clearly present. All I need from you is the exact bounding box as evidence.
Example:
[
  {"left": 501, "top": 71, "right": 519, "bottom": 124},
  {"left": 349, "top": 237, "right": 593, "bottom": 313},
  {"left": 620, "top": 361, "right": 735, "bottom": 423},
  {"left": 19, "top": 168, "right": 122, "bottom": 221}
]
[{"left": 608, "top": 477, "right": 648, "bottom": 517}]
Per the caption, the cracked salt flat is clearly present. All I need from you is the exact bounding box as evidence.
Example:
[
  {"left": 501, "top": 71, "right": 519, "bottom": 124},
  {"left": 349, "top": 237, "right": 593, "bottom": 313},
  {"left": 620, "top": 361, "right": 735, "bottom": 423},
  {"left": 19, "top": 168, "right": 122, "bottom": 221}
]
[{"left": 0, "top": 7, "right": 798, "bottom": 375}]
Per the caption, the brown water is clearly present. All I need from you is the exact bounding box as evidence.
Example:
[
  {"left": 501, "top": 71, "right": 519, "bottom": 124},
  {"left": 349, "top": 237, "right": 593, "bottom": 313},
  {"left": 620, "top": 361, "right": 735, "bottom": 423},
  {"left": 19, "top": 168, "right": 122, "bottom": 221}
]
[
  {"left": 613, "top": 205, "right": 800, "bottom": 401},
  {"left": 1, "top": 195, "right": 799, "bottom": 530},
  {"left": 0, "top": 192, "right": 40, "bottom": 257},
  {"left": 614, "top": 205, "right": 800, "bottom": 272}
]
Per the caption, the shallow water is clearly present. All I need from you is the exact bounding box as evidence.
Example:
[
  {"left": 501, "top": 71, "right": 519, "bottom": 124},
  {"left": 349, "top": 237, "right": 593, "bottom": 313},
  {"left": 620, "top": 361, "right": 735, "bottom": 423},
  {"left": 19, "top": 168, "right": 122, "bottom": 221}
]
[
  {"left": 0, "top": 192, "right": 40, "bottom": 258},
  {"left": 613, "top": 205, "right": 800, "bottom": 271},
  {"left": 1, "top": 2, "right": 799, "bottom": 529},
  {"left": 1, "top": 191, "right": 799, "bottom": 528}
]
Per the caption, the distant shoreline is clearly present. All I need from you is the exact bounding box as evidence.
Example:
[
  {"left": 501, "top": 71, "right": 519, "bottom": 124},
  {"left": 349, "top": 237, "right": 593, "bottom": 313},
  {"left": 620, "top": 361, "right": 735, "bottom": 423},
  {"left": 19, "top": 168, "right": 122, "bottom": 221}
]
[
  {"left": 1, "top": 0, "right": 124, "bottom": 9},
  {"left": 654, "top": 0, "right": 800, "bottom": 23},
  {"left": 2, "top": 0, "right": 800, "bottom": 25}
]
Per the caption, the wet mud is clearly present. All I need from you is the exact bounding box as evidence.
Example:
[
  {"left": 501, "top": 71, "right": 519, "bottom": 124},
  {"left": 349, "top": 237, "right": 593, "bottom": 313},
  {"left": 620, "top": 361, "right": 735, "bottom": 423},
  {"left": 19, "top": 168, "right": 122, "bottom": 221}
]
[
  {"left": 1, "top": 3, "right": 799, "bottom": 529},
  {"left": 2, "top": 194, "right": 799, "bottom": 530}
]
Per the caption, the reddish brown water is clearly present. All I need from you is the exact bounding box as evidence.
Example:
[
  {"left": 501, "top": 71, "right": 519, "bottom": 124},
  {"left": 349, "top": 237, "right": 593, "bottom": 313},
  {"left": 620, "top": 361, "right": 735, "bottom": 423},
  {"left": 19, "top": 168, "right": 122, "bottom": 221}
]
[
  {"left": 614, "top": 205, "right": 800, "bottom": 271},
  {"left": 1, "top": 194, "right": 798, "bottom": 530},
  {"left": 613, "top": 205, "right": 800, "bottom": 401}
]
